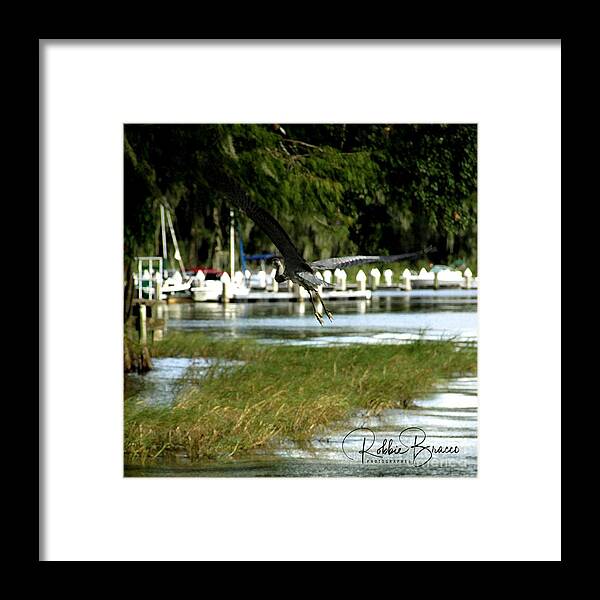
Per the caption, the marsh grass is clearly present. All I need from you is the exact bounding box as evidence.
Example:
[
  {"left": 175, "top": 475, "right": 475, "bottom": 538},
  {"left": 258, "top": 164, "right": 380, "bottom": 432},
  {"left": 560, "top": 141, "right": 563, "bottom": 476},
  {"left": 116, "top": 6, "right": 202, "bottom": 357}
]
[{"left": 124, "top": 331, "right": 476, "bottom": 464}]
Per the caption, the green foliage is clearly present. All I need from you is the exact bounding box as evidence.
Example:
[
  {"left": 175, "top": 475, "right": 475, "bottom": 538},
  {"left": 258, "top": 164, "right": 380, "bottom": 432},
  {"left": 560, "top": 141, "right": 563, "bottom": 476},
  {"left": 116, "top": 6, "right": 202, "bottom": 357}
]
[{"left": 124, "top": 124, "right": 477, "bottom": 270}]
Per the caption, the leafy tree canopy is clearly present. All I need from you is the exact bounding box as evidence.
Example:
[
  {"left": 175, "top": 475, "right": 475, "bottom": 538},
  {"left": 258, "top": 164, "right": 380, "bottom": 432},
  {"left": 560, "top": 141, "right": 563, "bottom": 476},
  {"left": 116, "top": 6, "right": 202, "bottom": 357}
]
[{"left": 124, "top": 124, "right": 477, "bottom": 272}]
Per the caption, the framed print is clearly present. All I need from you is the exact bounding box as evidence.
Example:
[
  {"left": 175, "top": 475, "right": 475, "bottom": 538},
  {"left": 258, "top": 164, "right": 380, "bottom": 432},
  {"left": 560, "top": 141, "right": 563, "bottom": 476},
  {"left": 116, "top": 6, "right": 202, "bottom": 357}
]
[
  {"left": 123, "top": 123, "right": 479, "bottom": 478},
  {"left": 41, "top": 40, "right": 561, "bottom": 561}
]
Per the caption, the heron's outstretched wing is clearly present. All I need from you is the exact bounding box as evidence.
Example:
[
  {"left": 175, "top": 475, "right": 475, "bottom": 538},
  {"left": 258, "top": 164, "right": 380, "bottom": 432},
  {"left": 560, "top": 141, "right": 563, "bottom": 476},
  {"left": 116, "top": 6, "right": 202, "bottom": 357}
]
[
  {"left": 213, "top": 176, "right": 310, "bottom": 272},
  {"left": 310, "top": 247, "right": 434, "bottom": 271}
]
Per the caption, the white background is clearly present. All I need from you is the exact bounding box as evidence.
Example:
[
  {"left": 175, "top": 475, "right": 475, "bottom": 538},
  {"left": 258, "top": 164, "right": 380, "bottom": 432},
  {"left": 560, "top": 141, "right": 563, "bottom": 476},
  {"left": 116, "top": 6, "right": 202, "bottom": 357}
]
[{"left": 41, "top": 40, "right": 561, "bottom": 561}]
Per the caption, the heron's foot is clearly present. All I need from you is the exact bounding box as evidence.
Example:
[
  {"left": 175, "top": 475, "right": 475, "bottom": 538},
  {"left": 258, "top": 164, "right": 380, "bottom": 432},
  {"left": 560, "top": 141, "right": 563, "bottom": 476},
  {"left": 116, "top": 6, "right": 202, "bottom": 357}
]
[
  {"left": 325, "top": 310, "right": 334, "bottom": 322},
  {"left": 314, "top": 311, "right": 324, "bottom": 326}
]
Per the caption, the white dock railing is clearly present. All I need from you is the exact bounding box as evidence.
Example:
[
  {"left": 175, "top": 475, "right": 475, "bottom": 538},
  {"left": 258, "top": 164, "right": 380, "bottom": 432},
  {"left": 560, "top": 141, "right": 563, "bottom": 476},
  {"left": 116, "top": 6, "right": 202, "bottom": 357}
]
[
  {"left": 183, "top": 265, "right": 478, "bottom": 303},
  {"left": 253, "top": 266, "right": 476, "bottom": 292},
  {"left": 133, "top": 256, "right": 163, "bottom": 300}
]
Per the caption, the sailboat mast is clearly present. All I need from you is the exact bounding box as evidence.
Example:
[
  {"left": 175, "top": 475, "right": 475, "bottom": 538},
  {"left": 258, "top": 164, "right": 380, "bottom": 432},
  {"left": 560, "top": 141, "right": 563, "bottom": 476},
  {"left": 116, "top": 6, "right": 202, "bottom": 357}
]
[
  {"left": 229, "top": 208, "right": 235, "bottom": 277},
  {"left": 165, "top": 208, "right": 186, "bottom": 276},
  {"left": 160, "top": 204, "right": 168, "bottom": 260}
]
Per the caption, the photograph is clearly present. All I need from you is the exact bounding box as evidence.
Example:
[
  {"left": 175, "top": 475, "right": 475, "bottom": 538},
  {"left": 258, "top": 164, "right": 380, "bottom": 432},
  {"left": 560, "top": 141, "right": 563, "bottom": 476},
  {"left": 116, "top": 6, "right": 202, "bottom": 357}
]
[{"left": 123, "top": 123, "right": 478, "bottom": 477}]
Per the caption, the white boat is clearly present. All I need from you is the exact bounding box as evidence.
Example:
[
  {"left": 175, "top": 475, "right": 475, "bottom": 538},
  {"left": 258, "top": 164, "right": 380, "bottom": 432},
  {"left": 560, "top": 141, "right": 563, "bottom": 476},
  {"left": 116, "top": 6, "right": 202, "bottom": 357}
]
[
  {"left": 161, "top": 270, "right": 193, "bottom": 295},
  {"left": 231, "top": 283, "right": 251, "bottom": 299},
  {"left": 191, "top": 279, "right": 222, "bottom": 302},
  {"left": 191, "top": 278, "right": 251, "bottom": 302}
]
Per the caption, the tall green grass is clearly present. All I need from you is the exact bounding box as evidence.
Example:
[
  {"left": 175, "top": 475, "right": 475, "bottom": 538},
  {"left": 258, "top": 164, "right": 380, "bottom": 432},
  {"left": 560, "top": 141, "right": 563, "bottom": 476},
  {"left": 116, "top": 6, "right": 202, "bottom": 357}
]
[{"left": 124, "top": 331, "right": 476, "bottom": 463}]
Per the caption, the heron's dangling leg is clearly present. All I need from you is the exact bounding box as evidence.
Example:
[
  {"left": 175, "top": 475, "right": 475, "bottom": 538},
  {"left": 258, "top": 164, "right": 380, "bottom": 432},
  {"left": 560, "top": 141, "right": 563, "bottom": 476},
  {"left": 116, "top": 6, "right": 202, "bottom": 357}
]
[
  {"left": 315, "top": 289, "right": 334, "bottom": 322},
  {"left": 308, "top": 290, "right": 324, "bottom": 326}
]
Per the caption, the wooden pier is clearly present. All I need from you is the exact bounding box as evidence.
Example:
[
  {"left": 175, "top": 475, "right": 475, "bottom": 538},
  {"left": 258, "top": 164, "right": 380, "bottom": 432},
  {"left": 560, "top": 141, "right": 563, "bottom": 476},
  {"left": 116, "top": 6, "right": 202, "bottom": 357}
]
[
  {"left": 135, "top": 263, "right": 477, "bottom": 306},
  {"left": 131, "top": 298, "right": 168, "bottom": 344}
]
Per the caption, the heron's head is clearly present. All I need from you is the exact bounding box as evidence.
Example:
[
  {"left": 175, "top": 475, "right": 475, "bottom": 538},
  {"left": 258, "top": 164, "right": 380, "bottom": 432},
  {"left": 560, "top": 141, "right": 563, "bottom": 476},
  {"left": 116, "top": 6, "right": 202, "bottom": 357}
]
[
  {"left": 270, "top": 256, "right": 283, "bottom": 267},
  {"left": 270, "top": 256, "right": 284, "bottom": 276}
]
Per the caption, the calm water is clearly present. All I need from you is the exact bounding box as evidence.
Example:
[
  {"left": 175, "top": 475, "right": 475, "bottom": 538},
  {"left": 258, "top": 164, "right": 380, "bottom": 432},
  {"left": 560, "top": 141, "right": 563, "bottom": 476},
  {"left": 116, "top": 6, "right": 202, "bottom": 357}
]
[
  {"left": 160, "top": 289, "right": 477, "bottom": 344},
  {"left": 125, "top": 290, "right": 478, "bottom": 477}
]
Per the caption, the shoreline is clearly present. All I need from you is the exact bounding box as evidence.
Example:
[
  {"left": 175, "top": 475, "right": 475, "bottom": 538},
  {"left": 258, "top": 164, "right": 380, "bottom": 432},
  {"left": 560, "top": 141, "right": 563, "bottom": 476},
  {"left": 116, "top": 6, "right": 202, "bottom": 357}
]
[{"left": 124, "top": 332, "right": 477, "bottom": 466}]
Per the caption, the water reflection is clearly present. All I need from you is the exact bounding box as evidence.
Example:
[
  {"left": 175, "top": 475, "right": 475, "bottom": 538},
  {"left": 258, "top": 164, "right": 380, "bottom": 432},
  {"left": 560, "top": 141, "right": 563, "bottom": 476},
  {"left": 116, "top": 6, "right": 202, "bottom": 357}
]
[{"left": 162, "top": 291, "right": 478, "bottom": 346}]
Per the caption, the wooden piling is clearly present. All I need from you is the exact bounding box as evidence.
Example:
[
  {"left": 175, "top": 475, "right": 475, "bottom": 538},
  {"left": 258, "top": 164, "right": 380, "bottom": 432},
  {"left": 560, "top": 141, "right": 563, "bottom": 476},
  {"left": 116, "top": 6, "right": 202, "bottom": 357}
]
[
  {"left": 356, "top": 269, "right": 367, "bottom": 292},
  {"left": 220, "top": 272, "right": 231, "bottom": 303},
  {"left": 139, "top": 304, "right": 147, "bottom": 345},
  {"left": 335, "top": 269, "right": 347, "bottom": 291},
  {"left": 464, "top": 267, "right": 473, "bottom": 289},
  {"left": 383, "top": 269, "right": 393, "bottom": 287},
  {"left": 369, "top": 267, "right": 381, "bottom": 290}
]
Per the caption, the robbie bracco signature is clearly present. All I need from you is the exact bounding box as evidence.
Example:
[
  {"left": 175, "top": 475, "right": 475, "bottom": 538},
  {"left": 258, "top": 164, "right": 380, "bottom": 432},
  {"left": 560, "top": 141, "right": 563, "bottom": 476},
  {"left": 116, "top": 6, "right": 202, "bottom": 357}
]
[{"left": 341, "top": 427, "right": 460, "bottom": 467}]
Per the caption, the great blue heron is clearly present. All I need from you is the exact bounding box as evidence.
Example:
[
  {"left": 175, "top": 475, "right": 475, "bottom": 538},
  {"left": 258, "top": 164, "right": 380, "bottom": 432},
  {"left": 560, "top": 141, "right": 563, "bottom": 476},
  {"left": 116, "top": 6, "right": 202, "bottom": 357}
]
[{"left": 214, "top": 177, "right": 433, "bottom": 325}]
